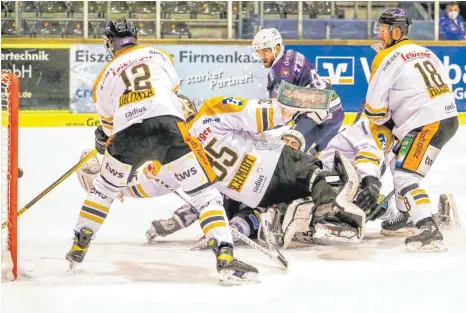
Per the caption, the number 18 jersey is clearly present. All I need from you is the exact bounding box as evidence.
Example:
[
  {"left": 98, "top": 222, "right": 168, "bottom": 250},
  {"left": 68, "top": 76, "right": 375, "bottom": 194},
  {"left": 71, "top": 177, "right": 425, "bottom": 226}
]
[
  {"left": 92, "top": 45, "right": 184, "bottom": 136},
  {"left": 365, "top": 40, "right": 457, "bottom": 140},
  {"left": 188, "top": 97, "right": 285, "bottom": 208}
]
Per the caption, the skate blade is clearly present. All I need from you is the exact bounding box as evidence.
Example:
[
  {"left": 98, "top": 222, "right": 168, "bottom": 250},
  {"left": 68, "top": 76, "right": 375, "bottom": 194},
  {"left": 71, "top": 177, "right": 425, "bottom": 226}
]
[
  {"left": 218, "top": 269, "right": 260, "bottom": 285},
  {"left": 406, "top": 240, "right": 448, "bottom": 253},
  {"left": 190, "top": 237, "right": 209, "bottom": 251},
  {"left": 67, "top": 261, "right": 80, "bottom": 274},
  {"left": 380, "top": 228, "right": 418, "bottom": 237}
]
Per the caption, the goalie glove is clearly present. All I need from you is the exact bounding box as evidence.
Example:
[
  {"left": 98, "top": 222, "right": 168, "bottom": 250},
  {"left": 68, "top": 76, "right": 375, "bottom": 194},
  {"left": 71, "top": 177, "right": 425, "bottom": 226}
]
[
  {"left": 95, "top": 125, "right": 109, "bottom": 155},
  {"left": 354, "top": 176, "right": 381, "bottom": 215}
]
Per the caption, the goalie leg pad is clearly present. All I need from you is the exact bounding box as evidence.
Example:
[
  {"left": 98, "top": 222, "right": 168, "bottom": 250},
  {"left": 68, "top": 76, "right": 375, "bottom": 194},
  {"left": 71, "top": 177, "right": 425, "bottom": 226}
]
[
  {"left": 77, "top": 149, "right": 102, "bottom": 193},
  {"left": 282, "top": 197, "right": 316, "bottom": 249}
]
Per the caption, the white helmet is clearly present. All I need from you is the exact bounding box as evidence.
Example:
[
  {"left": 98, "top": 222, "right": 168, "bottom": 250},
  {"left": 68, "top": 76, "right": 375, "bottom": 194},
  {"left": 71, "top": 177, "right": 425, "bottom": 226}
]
[
  {"left": 280, "top": 129, "right": 306, "bottom": 152},
  {"left": 252, "top": 28, "right": 283, "bottom": 57}
]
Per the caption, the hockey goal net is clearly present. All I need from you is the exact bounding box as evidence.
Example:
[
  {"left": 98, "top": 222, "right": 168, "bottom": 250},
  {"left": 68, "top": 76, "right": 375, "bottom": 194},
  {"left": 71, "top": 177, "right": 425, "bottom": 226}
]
[{"left": 1, "top": 71, "right": 18, "bottom": 282}]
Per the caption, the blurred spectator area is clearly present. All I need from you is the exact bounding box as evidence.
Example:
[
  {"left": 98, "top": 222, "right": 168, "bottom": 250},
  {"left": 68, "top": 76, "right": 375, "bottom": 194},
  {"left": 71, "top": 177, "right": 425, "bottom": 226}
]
[{"left": 1, "top": 1, "right": 459, "bottom": 40}]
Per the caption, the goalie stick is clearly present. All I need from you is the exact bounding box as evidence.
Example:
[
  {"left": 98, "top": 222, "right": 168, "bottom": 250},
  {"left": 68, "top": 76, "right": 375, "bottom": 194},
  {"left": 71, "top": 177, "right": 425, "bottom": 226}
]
[
  {"left": 2, "top": 149, "right": 98, "bottom": 230},
  {"left": 151, "top": 177, "right": 289, "bottom": 269}
]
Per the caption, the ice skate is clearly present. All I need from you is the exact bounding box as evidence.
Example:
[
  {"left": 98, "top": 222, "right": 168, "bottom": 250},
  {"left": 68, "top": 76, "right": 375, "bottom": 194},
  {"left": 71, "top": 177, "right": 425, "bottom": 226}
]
[
  {"left": 433, "top": 194, "right": 461, "bottom": 230},
  {"left": 405, "top": 217, "right": 447, "bottom": 252},
  {"left": 208, "top": 239, "right": 259, "bottom": 284},
  {"left": 146, "top": 217, "right": 182, "bottom": 242},
  {"left": 312, "top": 214, "right": 361, "bottom": 244},
  {"left": 190, "top": 236, "right": 209, "bottom": 251},
  {"left": 66, "top": 227, "right": 94, "bottom": 271},
  {"left": 380, "top": 212, "right": 417, "bottom": 237}
]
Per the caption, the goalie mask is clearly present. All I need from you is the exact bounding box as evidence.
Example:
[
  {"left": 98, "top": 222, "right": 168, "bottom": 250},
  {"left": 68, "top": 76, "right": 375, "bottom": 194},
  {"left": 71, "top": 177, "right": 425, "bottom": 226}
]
[
  {"left": 178, "top": 95, "right": 197, "bottom": 123},
  {"left": 104, "top": 18, "right": 138, "bottom": 58}
]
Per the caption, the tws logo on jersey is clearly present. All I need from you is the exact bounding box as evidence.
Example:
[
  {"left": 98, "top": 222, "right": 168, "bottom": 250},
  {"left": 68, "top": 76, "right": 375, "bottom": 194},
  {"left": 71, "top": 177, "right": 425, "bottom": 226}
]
[{"left": 316, "top": 57, "right": 355, "bottom": 85}]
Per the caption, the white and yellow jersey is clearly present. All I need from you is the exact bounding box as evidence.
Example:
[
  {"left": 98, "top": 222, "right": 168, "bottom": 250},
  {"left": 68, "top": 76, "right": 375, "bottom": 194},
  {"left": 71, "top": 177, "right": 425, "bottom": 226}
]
[
  {"left": 365, "top": 40, "right": 457, "bottom": 140},
  {"left": 188, "top": 97, "right": 285, "bottom": 208},
  {"left": 318, "top": 118, "right": 394, "bottom": 179},
  {"left": 92, "top": 45, "right": 183, "bottom": 136}
]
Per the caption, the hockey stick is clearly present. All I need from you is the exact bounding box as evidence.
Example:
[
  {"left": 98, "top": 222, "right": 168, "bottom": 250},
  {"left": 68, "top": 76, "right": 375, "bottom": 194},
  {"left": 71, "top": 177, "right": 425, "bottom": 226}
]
[
  {"left": 151, "top": 177, "right": 289, "bottom": 268},
  {"left": 1, "top": 149, "right": 98, "bottom": 230},
  {"left": 366, "top": 189, "right": 395, "bottom": 223},
  {"left": 352, "top": 101, "right": 366, "bottom": 125}
]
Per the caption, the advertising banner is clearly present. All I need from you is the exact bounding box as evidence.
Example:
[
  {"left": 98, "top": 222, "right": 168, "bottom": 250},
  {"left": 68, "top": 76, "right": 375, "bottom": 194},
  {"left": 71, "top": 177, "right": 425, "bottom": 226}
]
[
  {"left": 1, "top": 48, "right": 70, "bottom": 110},
  {"left": 69, "top": 43, "right": 466, "bottom": 113},
  {"left": 69, "top": 44, "right": 268, "bottom": 112},
  {"left": 288, "top": 44, "right": 466, "bottom": 111}
]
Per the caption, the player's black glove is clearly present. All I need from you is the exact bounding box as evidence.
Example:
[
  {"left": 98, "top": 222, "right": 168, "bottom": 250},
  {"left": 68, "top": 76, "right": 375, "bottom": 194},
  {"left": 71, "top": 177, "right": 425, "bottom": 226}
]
[
  {"left": 95, "top": 125, "right": 109, "bottom": 155},
  {"left": 309, "top": 168, "right": 339, "bottom": 205},
  {"left": 355, "top": 176, "right": 381, "bottom": 214}
]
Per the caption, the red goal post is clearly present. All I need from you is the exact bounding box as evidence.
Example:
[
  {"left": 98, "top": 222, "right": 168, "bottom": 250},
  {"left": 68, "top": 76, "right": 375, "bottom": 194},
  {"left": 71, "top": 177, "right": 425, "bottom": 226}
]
[{"left": 1, "top": 70, "right": 19, "bottom": 282}]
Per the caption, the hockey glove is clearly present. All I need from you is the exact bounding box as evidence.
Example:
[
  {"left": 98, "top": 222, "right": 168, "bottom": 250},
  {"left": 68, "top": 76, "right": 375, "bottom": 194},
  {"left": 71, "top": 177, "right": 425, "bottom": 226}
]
[
  {"left": 95, "top": 125, "right": 109, "bottom": 155},
  {"left": 355, "top": 176, "right": 381, "bottom": 214},
  {"left": 309, "top": 168, "right": 339, "bottom": 205}
]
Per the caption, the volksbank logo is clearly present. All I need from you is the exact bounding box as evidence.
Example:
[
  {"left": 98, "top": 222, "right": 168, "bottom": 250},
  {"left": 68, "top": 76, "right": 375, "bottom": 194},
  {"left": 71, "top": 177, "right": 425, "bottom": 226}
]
[{"left": 316, "top": 57, "right": 355, "bottom": 85}]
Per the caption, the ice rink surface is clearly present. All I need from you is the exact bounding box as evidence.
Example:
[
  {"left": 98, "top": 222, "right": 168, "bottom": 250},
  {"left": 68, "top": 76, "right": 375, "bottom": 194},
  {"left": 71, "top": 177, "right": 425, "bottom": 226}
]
[{"left": 2, "top": 127, "right": 466, "bottom": 313}]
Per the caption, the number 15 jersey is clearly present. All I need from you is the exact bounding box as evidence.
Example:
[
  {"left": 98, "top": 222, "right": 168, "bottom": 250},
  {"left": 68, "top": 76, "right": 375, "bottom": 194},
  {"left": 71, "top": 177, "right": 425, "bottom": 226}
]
[
  {"left": 188, "top": 97, "right": 285, "bottom": 208},
  {"left": 365, "top": 40, "right": 457, "bottom": 140},
  {"left": 92, "top": 45, "right": 184, "bottom": 137}
]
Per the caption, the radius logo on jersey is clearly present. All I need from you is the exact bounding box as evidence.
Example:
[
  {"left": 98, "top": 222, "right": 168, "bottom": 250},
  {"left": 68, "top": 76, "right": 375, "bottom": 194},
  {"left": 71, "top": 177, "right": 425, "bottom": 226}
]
[
  {"left": 253, "top": 174, "right": 267, "bottom": 193},
  {"left": 125, "top": 105, "right": 147, "bottom": 121}
]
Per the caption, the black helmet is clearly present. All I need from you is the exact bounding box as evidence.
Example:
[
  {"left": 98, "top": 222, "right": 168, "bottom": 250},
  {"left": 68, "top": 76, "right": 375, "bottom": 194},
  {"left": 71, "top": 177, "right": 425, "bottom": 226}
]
[
  {"left": 104, "top": 18, "right": 138, "bottom": 58},
  {"left": 376, "top": 9, "right": 412, "bottom": 36}
]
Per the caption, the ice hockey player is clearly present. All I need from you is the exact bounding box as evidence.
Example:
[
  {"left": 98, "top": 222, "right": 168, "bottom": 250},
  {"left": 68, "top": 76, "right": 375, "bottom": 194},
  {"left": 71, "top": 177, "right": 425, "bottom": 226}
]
[
  {"left": 365, "top": 9, "right": 458, "bottom": 251},
  {"left": 143, "top": 96, "right": 365, "bottom": 245},
  {"left": 252, "top": 28, "right": 344, "bottom": 155},
  {"left": 318, "top": 117, "right": 397, "bottom": 221},
  {"left": 145, "top": 127, "right": 307, "bottom": 243},
  {"left": 66, "top": 19, "right": 258, "bottom": 283}
]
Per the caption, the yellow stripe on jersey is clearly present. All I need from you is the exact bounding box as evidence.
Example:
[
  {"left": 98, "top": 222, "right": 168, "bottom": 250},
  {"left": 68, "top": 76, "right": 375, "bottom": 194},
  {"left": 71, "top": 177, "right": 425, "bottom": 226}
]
[
  {"left": 83, "top": 200, "right": 110, "bottom": 213},
  {"left": 79, "top": 211, "right": 104, "bottom": 224},
  {"left": 135, "top": 184, "right": 150, "bottom": 198},
  {"left": 357, "top": 151, "right": 380, "bottom": 161},
  {"left": 256, "top": 108, "right": 263, "bottom": 132},
  {"left": 199, "top": 210, "right": 225, "bottom": 220},
  {"left": 365, "top": 103, "right": 389, "bottom": 121},
  {"left": 411, "top": 189, "right": 426, "bottom": 196},
  {"left": 255, "top": 107, "right": 274, "bottom": 133},
  {"left": 355, "top": 158, "right": 380, "bottom": 167},
  {"left": 202, "top": 221, "right": 227, "bottom": 235},
  {"left": 268, "top": 107, "right": 274, "bottom": 129}
]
